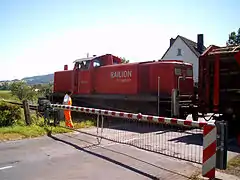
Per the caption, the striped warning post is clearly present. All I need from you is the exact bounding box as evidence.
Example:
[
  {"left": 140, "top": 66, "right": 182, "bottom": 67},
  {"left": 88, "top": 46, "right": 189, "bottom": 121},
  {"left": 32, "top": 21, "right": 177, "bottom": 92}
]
[{"left": 202, "top": 125, "right": 217, "bottom": 179}]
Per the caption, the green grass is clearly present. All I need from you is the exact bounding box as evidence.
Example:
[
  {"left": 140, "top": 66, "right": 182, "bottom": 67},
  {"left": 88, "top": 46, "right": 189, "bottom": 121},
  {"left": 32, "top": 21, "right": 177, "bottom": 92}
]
[
  {"left": 189, "top": 170, "right": 204, "bottom": 180},
  {"left": 0, "top": 90, "right": 18, "bottom": 101},
  {"left": 221, "top": 155, "right": 240, "bottom": 177},
  {"left": 228, "top": 155, "right": 240, "bottom": 168},
  {"left": 0, "top": 116, "right": 95, "bottom": 142},
  {"left": 0, "top": 90, "right": 11, "bottom": 99},
  {"left": 0, "top": 90, "right": 95, "bottom": 141}
]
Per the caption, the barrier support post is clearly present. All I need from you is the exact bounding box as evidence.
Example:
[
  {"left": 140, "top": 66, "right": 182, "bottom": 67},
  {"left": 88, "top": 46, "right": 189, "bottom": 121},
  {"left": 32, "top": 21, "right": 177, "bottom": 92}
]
[
  {"left": 202, "top": 124, "right": 217, "bottom": 179},
  {"left": 23, "top": 100, "right": 31, "bottom": 125},
  {"left": 215, "top": 120, "right": 228, "bottom": 170},
  {"left": 53, "top": 109, "right": 61, "bottom": 126},
  {"left": 171, "top": 89, "right": 179, "bottom": 117}
]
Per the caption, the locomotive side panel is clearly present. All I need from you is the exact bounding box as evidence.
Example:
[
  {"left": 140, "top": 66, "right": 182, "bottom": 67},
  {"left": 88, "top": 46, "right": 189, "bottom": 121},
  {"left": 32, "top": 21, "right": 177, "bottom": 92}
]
[
  {"left": 138, "top": 64, "right": 150, "bottom": 94},
  {"left": 148, "top": 63, "right": 174, "bottom": 96},
  {"left": 53, "top": 70, "right": 74, "bottom": 93},
  {"left": 174, "top": 63, "right": 194, "bottom": 95},
  {"left": 93, "top": 63, "right": 139, "bottom": 95},
  {"left": 147, "top": 62, "right": 194, "bottom": 96},
  {"left": 77, "top": 70, "right": 92, "bottom": 94}
]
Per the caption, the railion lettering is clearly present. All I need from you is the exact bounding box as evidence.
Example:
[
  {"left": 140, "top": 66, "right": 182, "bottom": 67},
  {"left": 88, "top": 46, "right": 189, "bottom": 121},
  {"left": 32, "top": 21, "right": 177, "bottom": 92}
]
[{"left": 111, "top": 70, "right": 132, "bottom": 78}]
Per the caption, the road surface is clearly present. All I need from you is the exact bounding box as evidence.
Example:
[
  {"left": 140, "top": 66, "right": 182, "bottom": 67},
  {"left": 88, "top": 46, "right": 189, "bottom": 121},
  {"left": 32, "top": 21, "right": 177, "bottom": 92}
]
[{"left": 0, "top": 130, "right": 201, "bottom": 180}]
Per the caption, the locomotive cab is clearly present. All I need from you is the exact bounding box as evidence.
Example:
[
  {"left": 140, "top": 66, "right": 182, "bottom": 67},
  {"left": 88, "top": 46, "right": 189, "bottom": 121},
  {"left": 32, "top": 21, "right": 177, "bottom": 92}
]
[
  {"left": 73, "top": 54, "right": 122, "bottom": 70},
  {"left": 71, "top": 54, "right": 123, "bottom": 94}
]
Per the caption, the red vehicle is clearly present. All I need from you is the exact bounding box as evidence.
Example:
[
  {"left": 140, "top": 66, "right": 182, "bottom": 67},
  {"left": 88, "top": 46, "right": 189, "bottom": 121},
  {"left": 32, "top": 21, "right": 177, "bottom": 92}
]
[
  {"left": 50, "top": 44, "right": 240, "bottom": 138},
  {"left": 51, "top": 54, "right": 194, "bottom": 118},
  {"left": 197, "top": 45, "right": 240, "bottom": 137}
]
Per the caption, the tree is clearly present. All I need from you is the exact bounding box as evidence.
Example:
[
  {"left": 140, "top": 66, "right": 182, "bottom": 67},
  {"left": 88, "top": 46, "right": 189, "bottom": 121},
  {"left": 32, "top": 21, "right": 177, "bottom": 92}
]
[
  {"left": 0, "top": 82, "right": 10, "bottom": 90},
  {"left": 37, "top": 83, "right": 53, "bottom": 98},
  {"left": 226, "top": 28, "right": 240, "bottom": 46},
  {"left": 9, "top": 81, "right": 37, "bottom": 101},
  {"left": 121, "top": 57, "right": 130, "bottom": 63}
]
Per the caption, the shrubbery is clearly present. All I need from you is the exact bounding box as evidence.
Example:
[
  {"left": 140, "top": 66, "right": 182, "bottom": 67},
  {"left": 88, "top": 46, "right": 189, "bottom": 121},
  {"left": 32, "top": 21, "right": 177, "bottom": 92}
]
[
  {"left": 9, "top": 81, "right": 37, "bottom": 102},
  {"left": 0, "top": 102, "right": 22, "bottom": 127}
]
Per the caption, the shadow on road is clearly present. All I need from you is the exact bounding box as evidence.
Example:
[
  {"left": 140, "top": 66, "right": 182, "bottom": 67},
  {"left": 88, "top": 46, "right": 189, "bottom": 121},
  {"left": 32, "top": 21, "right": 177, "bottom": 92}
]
[
  {"left": 46, "top": 130, "right": 160, "bottom": 180},
  {"left": 168, "top": 132, "right": 240, "bottom": 154},
  {"left": 168, "top": 133, "right": 203, "bottom": 146},
  {"left": 60, "top": 133, "right": 191, "bottom": 179}
]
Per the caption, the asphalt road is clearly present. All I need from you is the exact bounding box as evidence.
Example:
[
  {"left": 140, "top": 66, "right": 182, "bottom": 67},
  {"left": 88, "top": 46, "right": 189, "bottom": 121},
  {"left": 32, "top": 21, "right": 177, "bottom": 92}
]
[{"left": 0, "top": 130, "right": 201, "bottom": 180}]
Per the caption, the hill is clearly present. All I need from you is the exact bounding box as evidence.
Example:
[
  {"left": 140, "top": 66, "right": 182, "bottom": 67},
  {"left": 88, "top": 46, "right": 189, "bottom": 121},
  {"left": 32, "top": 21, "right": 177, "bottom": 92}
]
[{"left": 22, "top": 74, "right": 54, "bottom": 85}]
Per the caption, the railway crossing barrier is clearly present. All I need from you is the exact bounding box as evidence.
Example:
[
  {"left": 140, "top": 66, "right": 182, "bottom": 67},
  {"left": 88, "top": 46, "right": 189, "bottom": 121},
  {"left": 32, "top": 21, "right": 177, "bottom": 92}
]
[{"left": 45, "top": 103, "right": 228, "bottom": 179}]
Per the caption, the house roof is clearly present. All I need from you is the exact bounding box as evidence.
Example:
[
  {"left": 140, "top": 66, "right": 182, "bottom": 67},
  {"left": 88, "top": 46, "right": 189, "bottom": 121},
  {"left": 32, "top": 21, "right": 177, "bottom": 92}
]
[{"left": 161, "top": 35, "right": 207, "bottom": 59}]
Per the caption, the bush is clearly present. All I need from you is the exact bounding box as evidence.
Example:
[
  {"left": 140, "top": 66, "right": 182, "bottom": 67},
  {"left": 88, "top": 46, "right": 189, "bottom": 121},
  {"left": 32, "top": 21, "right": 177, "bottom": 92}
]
[
  {"left": 0, "top": 102, "right": 22, "bottom": 127},
  {"left": 9, "top": 81, "right": 38, "bottom": 102}
]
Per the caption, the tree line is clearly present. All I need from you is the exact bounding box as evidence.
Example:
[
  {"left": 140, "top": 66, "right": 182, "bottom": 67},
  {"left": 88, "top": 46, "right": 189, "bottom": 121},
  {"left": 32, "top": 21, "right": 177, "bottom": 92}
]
[
  {"left": 226, "top": 28, "right": 240, "bottom": 46},
  {"left": 1, "top": 81, "right": 53, "bottom": 102}
]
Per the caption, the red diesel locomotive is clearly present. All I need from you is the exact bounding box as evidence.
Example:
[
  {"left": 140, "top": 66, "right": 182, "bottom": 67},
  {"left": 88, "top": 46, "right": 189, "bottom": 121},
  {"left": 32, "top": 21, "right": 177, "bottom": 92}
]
[
  {"left": 49, "top": 44, "right": 240, "bottom": 138},
  {"left": 51, "top": 54, "right": 194, "bottom": 118}
]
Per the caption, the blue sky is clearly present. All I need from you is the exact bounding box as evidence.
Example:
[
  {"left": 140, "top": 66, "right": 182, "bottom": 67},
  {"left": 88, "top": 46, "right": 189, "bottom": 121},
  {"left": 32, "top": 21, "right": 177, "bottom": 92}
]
[{"left": 0, "top": 0, "right": 239, "bottom": 80}]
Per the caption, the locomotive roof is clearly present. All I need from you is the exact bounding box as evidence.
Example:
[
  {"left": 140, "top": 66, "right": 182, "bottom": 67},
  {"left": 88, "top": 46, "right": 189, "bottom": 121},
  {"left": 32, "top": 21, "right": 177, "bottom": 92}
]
[
  {"left": 72, "top": 55, "right": 193, "bottom": 66},
  {"left": 158, "top": 60, "right": 192, "bottom": 66},
  {"left": 73, "top": 55, "right": 100, "bottom": 63}
]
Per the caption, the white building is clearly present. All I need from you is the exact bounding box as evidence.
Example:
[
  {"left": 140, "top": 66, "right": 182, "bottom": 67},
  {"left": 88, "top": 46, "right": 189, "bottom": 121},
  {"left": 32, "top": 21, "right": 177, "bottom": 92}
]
[{"left": 161, "top": 34, "right": 206, "bottom": 85}]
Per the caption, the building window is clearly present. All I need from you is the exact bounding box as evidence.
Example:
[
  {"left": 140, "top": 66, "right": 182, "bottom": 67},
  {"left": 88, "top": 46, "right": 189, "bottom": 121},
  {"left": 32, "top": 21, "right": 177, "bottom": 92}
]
[{"left": 177, "top": 48, "right": 182, "bottom": 56}]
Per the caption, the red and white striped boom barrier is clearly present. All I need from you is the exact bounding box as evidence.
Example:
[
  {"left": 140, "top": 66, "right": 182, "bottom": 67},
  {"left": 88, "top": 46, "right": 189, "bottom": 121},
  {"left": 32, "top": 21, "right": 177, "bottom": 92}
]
[{"left": 50, "top": 104, "right": 217, "bottom": 179}]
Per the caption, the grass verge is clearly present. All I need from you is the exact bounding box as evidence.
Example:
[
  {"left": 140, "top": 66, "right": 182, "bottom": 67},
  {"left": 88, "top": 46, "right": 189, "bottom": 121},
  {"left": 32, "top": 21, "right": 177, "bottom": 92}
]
[
  {"left": 221, "top": 154, "right": 240, "bottom": 177},
  {"left": 189, "top": 170, "right": 204, "bottom": 180},
  {"left": 0, "top": 119, "right": 95, "bottom": 142}
]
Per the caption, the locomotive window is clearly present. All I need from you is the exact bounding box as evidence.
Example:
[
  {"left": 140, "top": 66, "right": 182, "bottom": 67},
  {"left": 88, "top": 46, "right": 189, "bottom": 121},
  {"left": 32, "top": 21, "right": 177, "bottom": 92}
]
[
  {"left": 175, "top": 68, "right": 182, "bottom": 75},
  {"left": 75, "top": 62, "right": 80, "bottom": 69},
  {"left": 93, "top": 59, "right": 101, "bottom": 68},
  {"left": 187, "top": 68, "right": 193, "bottom": 76},
  {"left": 79, "top": 60, "right": 90, "bottom": 70},
  {"left": 113, "top": 59, "right": 119, "bottom": 64},
  {"left": 93, "top": 61, "right": 100, "bottom": 67}
]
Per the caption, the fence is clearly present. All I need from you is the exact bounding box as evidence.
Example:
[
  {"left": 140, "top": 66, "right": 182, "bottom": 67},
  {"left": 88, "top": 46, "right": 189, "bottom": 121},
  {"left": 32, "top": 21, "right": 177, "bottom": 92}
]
[
  {"left": 1, "top": 99, "right": 38, "bottom": 125},
  {"left": 49, "top": 103, "right": 217, "bottom": 179}
]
